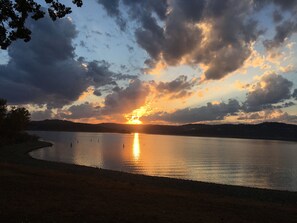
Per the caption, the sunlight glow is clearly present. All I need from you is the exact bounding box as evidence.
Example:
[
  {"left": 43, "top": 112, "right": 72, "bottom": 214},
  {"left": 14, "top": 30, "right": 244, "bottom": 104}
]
[
  {"left": 133, "top": 133, "right": 140, "bottom": 161},
  {"left": 125, "top": 105, "right": 152, "bottom": 124},
  {"left": 78, "top": 87, "right": 94, "bottom": 101},
  {"left": 127, "top": 116, "right": 142, "bottom": 125},
  {"left": 146, "top": 59, "right": 167, "bottom": 75}
]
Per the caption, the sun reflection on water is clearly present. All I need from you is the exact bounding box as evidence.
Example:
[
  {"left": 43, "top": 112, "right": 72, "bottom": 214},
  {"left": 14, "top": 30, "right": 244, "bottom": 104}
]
[{"left": 133, "top": 133, "right": 140, "bottom": 161}]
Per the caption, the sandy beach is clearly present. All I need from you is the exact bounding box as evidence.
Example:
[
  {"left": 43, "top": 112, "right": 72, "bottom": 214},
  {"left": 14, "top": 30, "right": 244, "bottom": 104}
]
[{"left": 0, "top": 141, "right": 296, "bottom": 222}]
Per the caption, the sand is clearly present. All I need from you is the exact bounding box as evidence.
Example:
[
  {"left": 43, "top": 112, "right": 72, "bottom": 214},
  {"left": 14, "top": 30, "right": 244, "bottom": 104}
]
[{"left": 0, "top": 141, "right": 296, "bottom": 222}]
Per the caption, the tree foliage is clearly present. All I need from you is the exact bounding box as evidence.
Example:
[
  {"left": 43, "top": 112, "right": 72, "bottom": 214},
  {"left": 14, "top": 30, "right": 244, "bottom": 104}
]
[
  {"left": 0, "top": 98, "right": 7, "bottom": 126},
  {"left": 0, "top": 99, "right": 30, "bottom": 132},
  {"left": 5, "top": 106, "right": 30, "bottom": 133},
  {"left": 0, "top": 0, "right": 83, "bottom": 49}
]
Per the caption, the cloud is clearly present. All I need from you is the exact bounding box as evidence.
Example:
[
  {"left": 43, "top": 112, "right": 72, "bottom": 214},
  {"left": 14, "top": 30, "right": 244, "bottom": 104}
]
[
  {"left": 152, "top": 75, "right": 198, "bottom": 99},
  {"left": 99, "top": 0, "right": 284, "bottom": 81},
  {"left": 270, "top": 0, "right": 297, "bottom": 9},
  {"left": 272, "top": 10, "right": 283, "bottom": 23},
  {"left": 0, "top": 17, "right": 87, "bottom": 108},
  {"left": 0, "top": 16, "right": 134, "bottom": 109},
  {"left": 31, "top": 110, "right": 53, "bottom": 121},
  {"left": 60, "top": 102, "right": 101, "bottom": 119},
  {"left": 292, "top": 89, "right": 297, "bottom": 100},
  {"left": 86, "top": 60, "right": 117, "bottom": 87},
  {"left": 261, "top": 0, "right": 297, "bottom": 49},
  {"left": 264, "top": 20, "right": 297, "bottom": 49},
  {"left": 143, "top": 99, "right": 241, "bottom": 124},
  {"left": 142, "top": 73, "right": 297, "bottom": 124},
  {"left": 237, "top": 109, "right": 297, "bottom": 124},
  {"left": 99, "top": 0, "right": 297, "bottom": 81},
  {"left": 243, "top": 73, "right": 294, "bottom": 112},
  {"left": 102, "top": 79, "right": 150, "bottom": 114},
  {"left": 57, "top": 79, "right": 150, "bottom": 120},
  {"left": 97, "top": 0, "right": 126, "bottom": 30}
]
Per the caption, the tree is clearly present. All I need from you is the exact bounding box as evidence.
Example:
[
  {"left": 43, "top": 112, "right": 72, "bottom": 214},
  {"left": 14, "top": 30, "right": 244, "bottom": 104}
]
[
  {"left": 0, "top": 0, "right": 83, "bottom": 49},
  {"left": 0, "top": 99, "right": 7, "bottom": 129},
  {"left": 0, "top": 99, "right": 30, "bottom": 133},
  {"left": 5, "top": 106, "right": 30, "bottom": 133}
]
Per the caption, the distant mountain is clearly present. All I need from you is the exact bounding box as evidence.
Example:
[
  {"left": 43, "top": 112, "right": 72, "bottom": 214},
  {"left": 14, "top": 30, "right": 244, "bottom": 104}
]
[{"left": 28, "top": 120, "right": 297, "bottom": 141}]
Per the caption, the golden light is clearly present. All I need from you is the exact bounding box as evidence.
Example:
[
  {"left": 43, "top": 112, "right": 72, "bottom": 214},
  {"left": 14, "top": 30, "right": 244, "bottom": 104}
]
[
  {"left": 260, "top": 81, "right": 267, "bottom": 89},
  {"left": 125, "top": 105, "right": 152, "bottom": 125},
  {"left": 78, "top": 87, "right": 95, "bottom": 101},
  {"left": 211, "top": 101, "right": 220, "bottom": 105},
  {"left": 145, "top": 59, "right": 167, "bottom": 75},
  {"left": 133, "top": 133, "right": 140, "bottom": 161},
  {"left": 127, "top": 116, "right": 142, "bottom": 125},
  {"left": 196, "top": 22, "right": 213, "bottom": 46}
]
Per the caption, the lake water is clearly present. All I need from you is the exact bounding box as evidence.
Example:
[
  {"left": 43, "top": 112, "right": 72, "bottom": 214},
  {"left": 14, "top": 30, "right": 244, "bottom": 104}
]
[{"left": 29, "top": 131, "right": 297, "bottom": 191}]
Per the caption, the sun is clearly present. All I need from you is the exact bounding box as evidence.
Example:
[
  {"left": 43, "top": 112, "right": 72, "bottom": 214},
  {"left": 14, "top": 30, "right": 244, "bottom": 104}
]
[
  {"left": 125, "top": 105, "right": 153, "bottom": 125},
  {"left": 127, "top": 115, "right": 142, "bottom": 125}
]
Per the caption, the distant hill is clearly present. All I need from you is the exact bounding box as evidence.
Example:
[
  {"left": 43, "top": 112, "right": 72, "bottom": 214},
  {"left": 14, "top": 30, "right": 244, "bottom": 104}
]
[
  {"left": 28, "top": 119, "right": 129, "bottom": 133},
  {"left": 28, "top": 120, "right": 297, "bottom": 141}
]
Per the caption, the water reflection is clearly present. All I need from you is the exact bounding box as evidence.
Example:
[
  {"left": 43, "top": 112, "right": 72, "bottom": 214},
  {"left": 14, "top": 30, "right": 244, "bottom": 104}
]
[
  {"left": 29, "top": 131, "right": 297, "bottom": 191},
  {"left": 133, "top": 133, "right": 140, "bottom": 161}
]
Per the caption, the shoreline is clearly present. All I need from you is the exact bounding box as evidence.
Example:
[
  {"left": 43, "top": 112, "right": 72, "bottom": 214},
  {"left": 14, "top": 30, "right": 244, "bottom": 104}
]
[{"left": 1, "top": 141, "right": 297, "bottom": 222}]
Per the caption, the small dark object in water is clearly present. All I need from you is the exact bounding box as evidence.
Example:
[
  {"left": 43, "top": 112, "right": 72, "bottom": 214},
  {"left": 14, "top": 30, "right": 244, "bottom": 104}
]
[{"left": 70, "top": 143, "right": 72, "bottom": 147}]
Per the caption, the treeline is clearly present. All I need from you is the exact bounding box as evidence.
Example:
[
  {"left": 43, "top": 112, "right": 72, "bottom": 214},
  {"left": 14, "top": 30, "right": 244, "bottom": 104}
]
[
  {"left": 28, "top": 120, "right": 297, "bottom": 142},
  {"left": 0, "top": 99, "right": 36, "bottom": 146}
]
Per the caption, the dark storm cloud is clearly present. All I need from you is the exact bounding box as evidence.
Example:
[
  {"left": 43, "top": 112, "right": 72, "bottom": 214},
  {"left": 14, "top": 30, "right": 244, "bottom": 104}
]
[
  {"left": 257, "top": 0, "right": 297, "bottom": 10},
  {"left": 153, "top": 75, "right": 198, "bottom": 99},
  {"left": 264, "top": 20, "right": 297, "bottom": 49},
  {"left": 99, "top": 0, "right": 297, "bottom": 80},
  {"left": 0, "top": 16, "right": 135, "bottom": 108},
  {"left": 274, "top": 101, "right": 295, "bottom": 109},
  {"left": 86, "top": 60, "right": 117, "bottom": 87},
  {"left": 243, "top": 74, "right": 294, "bottom": 112},
  {"left": 122, "top": 0, "right": 168, "bottom": 21},
  {"left": 260, "top": 0, "right": 297, "bottom": 49},
  {"left": 97, "top": 0, "right": 126, "bottom": 30},
  {"left": 135, "top": 14, "right": 165, "bottom": 60},
  {"left": 98, "top": 0, "right": 120, "bottom": 17},
  {"left": 143, "top": 99, "right": 241, "bottom": 124},
  {"left": 102, "top": 79, "right": 150, "bottom": 114},
  {"left": 0, "top": 17, "right": 88, "bottom": 108},
  {"left": 60, "top": 102, "right": 101, "bottom": 119},
  {"left": 93, "top": 89, "right": 102, "bottom": 97},
  {"left": 272, "top": 10, "right": 283, "bottom": 23},
  {"left": 100, "top": 0, "right": 260, "bottom": 80}
]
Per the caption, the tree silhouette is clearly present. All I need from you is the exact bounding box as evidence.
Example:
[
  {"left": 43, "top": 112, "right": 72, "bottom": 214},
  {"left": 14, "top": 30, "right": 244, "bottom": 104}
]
[
  {"left": 0, "top": 99, "right": 7, "bottom": 129},
  {"left": 5, "top": 106, "right": 30, "bottom": 133},
  {"left": 0, "top": 99, "right": 32, "bottom": 145},
  {"left": 0, "top": 0, "right": 83, "bottom": 49}
]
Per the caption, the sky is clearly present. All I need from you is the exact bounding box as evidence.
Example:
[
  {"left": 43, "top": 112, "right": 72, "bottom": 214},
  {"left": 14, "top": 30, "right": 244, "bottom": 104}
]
[{"left": 0, "top": 0, "right": 297, "bottom": 125}]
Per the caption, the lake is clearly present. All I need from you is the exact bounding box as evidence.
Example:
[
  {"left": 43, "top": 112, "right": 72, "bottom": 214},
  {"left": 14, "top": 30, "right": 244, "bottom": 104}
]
[{"left": 29, "top": 131, "right": 297, "bottom": 191}]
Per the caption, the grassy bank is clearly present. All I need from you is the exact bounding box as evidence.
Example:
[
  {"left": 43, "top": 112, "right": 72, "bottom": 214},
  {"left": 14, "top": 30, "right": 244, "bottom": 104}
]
[{"left": 0, "top": 141, "right": 297, "bottom": 222}]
